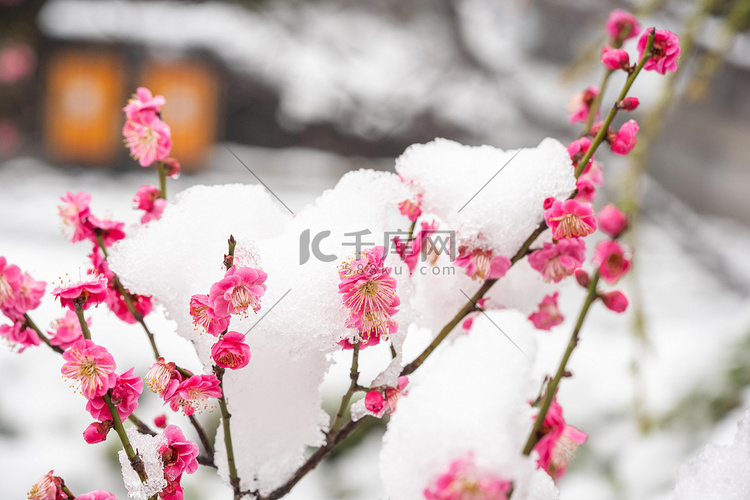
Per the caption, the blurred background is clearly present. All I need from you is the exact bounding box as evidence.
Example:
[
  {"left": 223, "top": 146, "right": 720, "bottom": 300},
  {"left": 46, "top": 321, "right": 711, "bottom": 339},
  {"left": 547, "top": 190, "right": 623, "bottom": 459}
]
[{"left": 2, "top": 0, "right": 750, "bottom": 499}]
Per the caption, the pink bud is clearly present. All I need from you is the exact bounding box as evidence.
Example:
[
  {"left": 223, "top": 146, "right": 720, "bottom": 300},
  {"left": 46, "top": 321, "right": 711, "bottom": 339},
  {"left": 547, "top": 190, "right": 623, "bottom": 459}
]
[
  {"left": 83, "top": 421, "right": 112, "bottom": 444},
  {"left": 618, "top": 97, "right": 640, "bottom": 111},
  {"left": 600, "top": 290, "right": 628, "bottom": 312},
  {"left": 162, "top": 157, "right": 181, "bottom": 179},
  {"left": 598, "top": 204, "right": 628, "bottom": 237},
  {"left": 154, "top": 414, "right": 167, "bottom": 429},
  {"left": 365, "top": 391, "right": 385, "bottom": 413},
  {"left": 575, "top": 269, "right": 590, "bottom": 288},
  {"left": 610, "top": 120, "right": 639, "bottom": 155},
  {"left": 543, "top": 197, "right": 555, "bottom": 210},
  {"left": 606, "top": 9, "right": 641, "bottom": 44},
  {"left": 601, "top": 47, "right": 630, "bottom": 71}
]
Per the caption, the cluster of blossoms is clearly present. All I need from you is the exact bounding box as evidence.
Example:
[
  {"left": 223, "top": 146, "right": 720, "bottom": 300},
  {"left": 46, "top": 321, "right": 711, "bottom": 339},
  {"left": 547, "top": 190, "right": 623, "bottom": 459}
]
[
  {"left": 157, "top": 425, "right": 200, "bottom": 500},
  {"left": 0, "top": 257, "right": 45, "bottom": 350},
  {"left": 338, "top": 246, "right": 400, "bottom": 349},
  {"left": 531, "top": 399, "right": 588, "bottom": 480},
  {"left": 122, "top": 87, "right": 172, "bottom": 168}
]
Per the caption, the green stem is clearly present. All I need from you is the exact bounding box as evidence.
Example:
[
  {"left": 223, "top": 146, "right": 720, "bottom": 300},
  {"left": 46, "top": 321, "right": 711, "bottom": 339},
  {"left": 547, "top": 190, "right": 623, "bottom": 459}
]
[
  {"left": 157, "top": 161, "right": 167, "bottom": 200},
  {"left": 73, "top": 303, "right": 92, "bottom": 340},
  {"left": 522, "top": 273, "right": 601, "bottom": 455},
  {"left": 105, "top": 392, "right": 148, "bottom": 482},
  {"left": 23, "top": 314, "right": 64, "bottom": 354},
  {"left": 60, "top": 484, "right": 76, "bottom": 499},
  {"left": 582, "top": 69, "right": 614, "bottom": 135},
  {"left": 574, "top": 29, "right": 656, "bottom": 179},
  {"left": 331, "top": 341, "right": 360, "bottom": 434},
  {"left": 405, "top": 219, "right": 418, "bottom": 244},
  {"left": 216, "top": 367, "right": 241, "bottom": 498}
]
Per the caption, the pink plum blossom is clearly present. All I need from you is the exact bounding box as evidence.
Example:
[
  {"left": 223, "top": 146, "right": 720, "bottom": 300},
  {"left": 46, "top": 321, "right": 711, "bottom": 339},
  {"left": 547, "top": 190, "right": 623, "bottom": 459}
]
[
  {"left": 423, "top": 453, "right": 512, "bottom": 500},
  {"left": 159, "top": 425, "right": 199, "bottom": 482},
  {"left": 10, "top": 272, "right": 45, "bottom": 316},
  {"left": 75, "top": 491, "right": 117, "bottom": 500},
  {"left": 638, "top": 29, "right": 681, "bottom": 75},
  {"left": 528, "top": 293, "right": 564, "bottom": 331},
  {"left": 146, "top": 357, "right": 181, "bottom": 396},
  {"left": 575, "top": 177, "right": 596, "bottom": 203},
  {"left": 83, "top": 420, "right": 111, "bottom": 444},
  {"left": 528, "top": 239, "right": 586, "bottom": 283},
  {"left": 598, "top": 204, "right": 628, "bottom": 237},
  {"left": 164, "top": 374, "right": 222, "bottom": 416},
  {"left": 567, "top": 85, "right": 599, "bottom": 124},
  {"left": 189, "top": 294, "right": 230, "bottom": 336},
  {"left": 455, "top": 247, "right": 511, "bottom": 281},
  {"left": 208, "top": 266, "right": 267, "bottom": 317},
  {"left": 27, "top": 471, "right": 62, "bottom": 500},
  {"left": 398, "top": 193, "right": 423, "bottom": 222},
  {"left": 58, "top": 192, "right": 94, "bottom": 243},
  {"left": 340, "top": 269, "right": 398, "bottom": 317},
  {"left": 61, "top": 339, "right": 117, "bottom": 399},
  {"left": 53, "top": 272, "right": 109, "bottom": 311},
  {"left": 0, "top": 321, "right": 40, "bottom": 351},
  {"left": 0, "top": 256, "right": 22, "bottom": 314},
  {"left": 610, "top": 120, "right": 639, "bottom": 155},
  {"left": 544, "top": 199, "right": 597, "bottom": 240},
  {"left": 133, "top": 184, "right": 166, "bottom": 223},
  {"left": 393, "top": 220, "right": 439, "bottom": 275},
  {"left": 48, "top": 309, "right": 87, "bottom": 349},
  {"left": 618, "top": 97, "right": 640, "bottom": 111},
  {"left": 163, "top": 157, "right": 181, "bottom": 178},
  {"left": 600, "top": 290, "right": 629, "bottom": 312},
  {"left": 123, "top": 115, "right": 173, "bottom": 168},
  {"left": 105, "top": 287, "right": 153, "bottom": 324},
  {"left": 86, "top": 367, "right": 143, "bottom": 421},
  {"left": 606, "top": 9, "right": 641, "bottom": 44},
  {"left": 601, "top": 46, "right": 630, "bottom": 71},
  {"left": 594, "top": 240, "right": 632, "bottom": 284},
  {"left": 84, "top": 214, "right": 126, "bottom": 247},
  {"left": 211, "top": 331, "right": 251, "bottom": 369},
  {"left": 124, "top": 87, "right": 165, "bottom": 123},
  {"left": 154, "top": 414, "right": 168, "bottom": 428},
  {"left": 365, "top": 377, "right": 409, "bottom": 418},
  {"left": 575, "top": 269, "right": 590, "bottom": 288},
  {"left": 533, "top": 399, "right": 587, "bottom": 480},
  {"left": 567, "top": 137, "right": 593, "bottom": 172}
]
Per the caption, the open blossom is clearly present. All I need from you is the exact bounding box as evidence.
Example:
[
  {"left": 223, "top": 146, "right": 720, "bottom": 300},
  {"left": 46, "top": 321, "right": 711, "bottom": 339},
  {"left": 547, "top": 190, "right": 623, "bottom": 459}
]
[
  {"left": 394, "top": 220, "right": 439, "bottom": 275},
  {"left": 533, "top": 399, "right": 588, "bottom": 480},
  {"left": 600, "top": 290, "right": 629, "bottom": 312},
  {"left": 134, "top": 184, "right": 167, "bottom": 223},
  {"left": 61, "top": 339, "right": 117, "bottom": 399},
  {"left": 364, "top": 376, "right": 409, "bottom": 418},
  {"left": 106, "top": 287, "right": 153, "bottom": 324},
  {"left": 83, "top": 420, "right": 112, "bottom": 444},
  {"left": 567, "top": 85, "right": 599, "bottom": 124},
  {"left": 455, "top": 247, "right": 511, "bottom": 281},
  {"left": 208, "top": 266, "right": 267, "bottom": 317},
  {"left": 575, "top": 177, "right": 596, "bottom": 203},
  {"left": 123, "top": 114, "right": 173, "bottom": 168},
  {"left": 606, "top": 9, "right": 641, "bottom": 44},
  {"left": 146, "top": 357, "right": 181, "bottom": 395},
  {"left": 598, "top": 204, "right": 628, "bottom": 237},
  {"left": 189, "top": 294, "right": 229, "bottom": 336},
  {"left": 398, "top": 193, "right": 423, "bottom": 222},
  {"left": 544, "top": 199, "right": 597, "bottom": 240},
  {"left": 48, "top": 309, "right": 87, "bottom": 349},
  {"left": 594, "top": 241, "right": 632, "bottom": 284},
  {"left": 601, "top": 46, "right": 630, "bottom": 71},
  {"left": 86, "top": 367, "right": 143, "bottom": 421},
  {"left": 164, "top": 374, "right": 222, "bottom": 416},
  {"left": 424, "top": 453, "right": 512, "bottom": 500},
  {"left": 638, "top": 29, "right": 681, "bottom": 75},
  {"left": 124, "top": 87, "right": 165, "bottom": 122},
  {"left": 0, "top": 257, "right": 22, "bottom": 312},
  {"left": 610, "top": 120, "right": 639, "bottom": 155},
  {"left": 53, "top": 272, "right": 109, "bottom": 311},
  {"left": 27, "top": 470, "right": 62, "bottom": 500},
  {"left": 528, "top": 238, "right": 586, "bottom": 283},
  {"left": 58, "top": 191, "right": 94, "bottom": 243},
  {"left": 211, "top": 331, "right": 251, "bottom": 369},
  {"left": 528, "top": 293, "right": 564, "bottom": 331},
  {"left": 0, "top": 321, "right": 40, "bottom": 351},
  {"left": 160, "top": 425, "right": 199, "bottom": 482},
  {"left": 10, "top": 272, "right": 45, "bottom": 316},
  {"left": 340, "top": 268, "right": 398, "bottom": 317}
]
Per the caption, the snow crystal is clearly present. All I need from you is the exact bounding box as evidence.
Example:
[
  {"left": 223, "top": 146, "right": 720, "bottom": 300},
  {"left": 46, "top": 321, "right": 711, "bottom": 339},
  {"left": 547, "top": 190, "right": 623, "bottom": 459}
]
[
  {"left": 396, "top": 137, "right": 575, "bottom": 258},
  {"left": 118, "top": 428, "right": 167, "bottom": 500},
  {"left": 380, "top": 310, "right": 558, "bottom": 499},
  {"left": 672, "top": 407, "right": 750, "bottom": 499}
]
